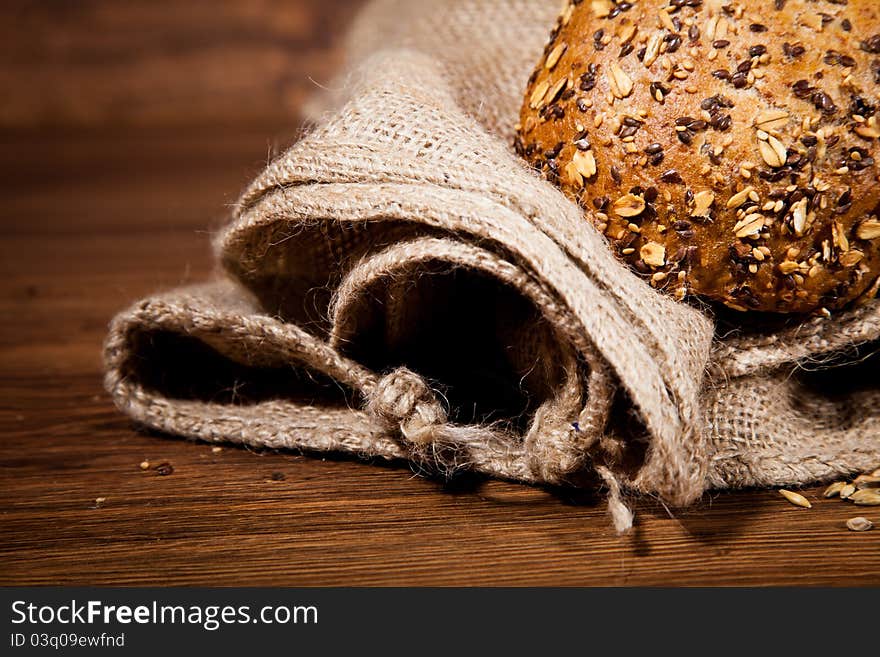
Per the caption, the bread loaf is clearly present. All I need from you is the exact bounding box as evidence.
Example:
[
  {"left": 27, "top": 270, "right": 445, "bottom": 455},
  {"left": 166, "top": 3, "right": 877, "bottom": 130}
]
[{"left": 516, "top": 0, "right": 880, "bottom": 313}]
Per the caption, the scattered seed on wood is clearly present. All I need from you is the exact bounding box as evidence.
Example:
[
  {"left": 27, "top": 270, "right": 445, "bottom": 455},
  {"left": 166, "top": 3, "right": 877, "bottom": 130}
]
[
  {"left": 824, "top": 481, "right": 846, "bottom": 498},
  {"left": 155, "top": 462, "right": 174, "bottom": 476},
  {"left": 840, "top": 483, "right": 857, "bottom": 499},
  {"left": 854, "top": 475, "right": 880, "bottom": 489},
  {"left": 846, "top": 516, "right": 874, "bottom": 532},
  {"left": 850, "top": 489, "right": 880, "bottom": 505},
  {"left": 139, "top": 460, "right": 150, "bottom": 470},
  {"left": 780, "top": 489, "right": 812, "bottom": 508}
]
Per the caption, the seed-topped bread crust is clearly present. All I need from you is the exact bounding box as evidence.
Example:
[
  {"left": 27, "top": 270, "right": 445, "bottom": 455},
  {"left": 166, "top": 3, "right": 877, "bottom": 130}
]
[{"left": 516, "top": 0, "right": 880, "bottom": 313}]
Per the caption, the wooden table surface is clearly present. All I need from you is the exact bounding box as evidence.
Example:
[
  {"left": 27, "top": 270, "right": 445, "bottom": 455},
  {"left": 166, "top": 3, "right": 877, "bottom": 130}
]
[{"left": 1, "top": 1, "right": 878, "bottom": 587}]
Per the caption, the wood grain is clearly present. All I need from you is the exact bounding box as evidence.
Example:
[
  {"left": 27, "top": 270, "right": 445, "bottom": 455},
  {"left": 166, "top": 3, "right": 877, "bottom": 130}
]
[
  {"left": 0, "top": 0, "right": 362, "bottom": 129},
  {"left": 1, "top": 1, "right": 878, "bottom": 587}
]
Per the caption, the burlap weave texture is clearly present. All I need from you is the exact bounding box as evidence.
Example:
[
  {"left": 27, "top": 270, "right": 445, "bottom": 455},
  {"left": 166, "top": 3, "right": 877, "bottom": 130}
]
[{"left": 104, "top": 0, "right": 879, "bottom": 530}]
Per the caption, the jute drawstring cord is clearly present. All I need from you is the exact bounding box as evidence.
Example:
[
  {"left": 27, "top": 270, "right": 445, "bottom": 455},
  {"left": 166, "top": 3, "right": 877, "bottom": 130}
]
[
  {"left": 366, "top": 367, "right": 447, "bottom": 445},
  {"left": 364, "top": 365, "right": 634, "bottom": 531}
]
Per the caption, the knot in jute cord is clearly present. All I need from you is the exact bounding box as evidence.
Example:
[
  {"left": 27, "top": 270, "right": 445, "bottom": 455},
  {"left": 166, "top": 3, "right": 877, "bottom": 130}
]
[
  {"left": 366, "top": 368, "right": 634, "bottom": 533},
  {"left": 367, "top": 368, "right": 448, "bottom": 445}
]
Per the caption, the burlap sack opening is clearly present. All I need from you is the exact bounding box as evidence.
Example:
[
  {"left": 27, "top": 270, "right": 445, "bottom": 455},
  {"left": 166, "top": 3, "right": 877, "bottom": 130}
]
[
  {"left": 793, "top": 341, "right": 880, "bottom": 422},
  {"left": 215, "top": 213, "right": 598, "bottom": 458},
  {"left": 325, "top": 234, "right": 657, "bottom": 486},
  {"left": 121, "top": 328, "right": 352, "bottom": 410},
  {"left": 705, "top": 325, "right": 880, "bottom": 489},
  {"left": 105, "top": 282, "right": 406, "bottom": 458},
  {"left": 711, "top": 299, "right": 880, "bottom": 378},
  {"left": 331, "top": 255, "right": 572, "bottom": 432}
]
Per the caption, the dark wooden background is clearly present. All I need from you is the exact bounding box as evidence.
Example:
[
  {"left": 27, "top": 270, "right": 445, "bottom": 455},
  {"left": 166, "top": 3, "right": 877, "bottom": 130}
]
[{"left": 1, "top": 0, "right": 877, "bottom": 586}]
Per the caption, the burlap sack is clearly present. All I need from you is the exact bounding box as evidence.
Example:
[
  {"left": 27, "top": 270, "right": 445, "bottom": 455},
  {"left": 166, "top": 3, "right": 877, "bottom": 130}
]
[{"left": 104, "top": 0, "right": 879, "bottom": 531}]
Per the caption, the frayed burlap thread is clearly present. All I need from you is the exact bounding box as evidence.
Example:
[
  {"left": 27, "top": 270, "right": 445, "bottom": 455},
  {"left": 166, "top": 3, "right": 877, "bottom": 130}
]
[{"left": 104, "top": 0, "right": 879, "bottom": 532}]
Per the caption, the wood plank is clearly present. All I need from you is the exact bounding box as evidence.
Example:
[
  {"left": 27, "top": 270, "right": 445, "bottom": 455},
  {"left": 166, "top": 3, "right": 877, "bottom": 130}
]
[{"left": 0, "top": 0, "right": 363, "bottom": 128}]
